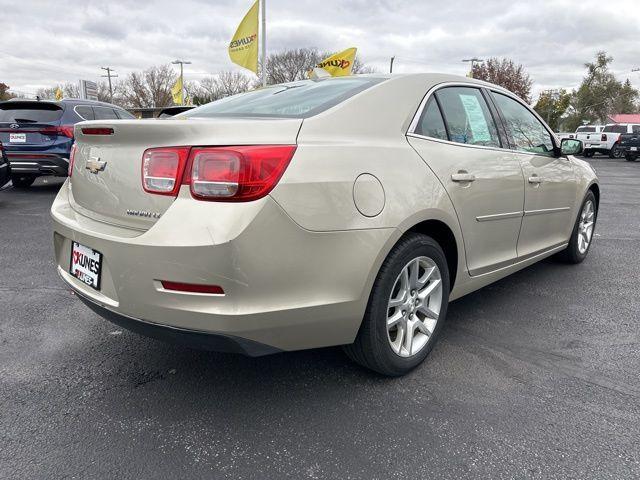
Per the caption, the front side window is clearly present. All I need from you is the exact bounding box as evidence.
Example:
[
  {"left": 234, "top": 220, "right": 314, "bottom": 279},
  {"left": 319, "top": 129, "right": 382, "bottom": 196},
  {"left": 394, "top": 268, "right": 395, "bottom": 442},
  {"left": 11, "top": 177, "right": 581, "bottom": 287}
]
[
  {"left": 415, "top": 98, "right": 448, "bottom": 140},
  {"left": 603, "top": 124, "right": 627, "bottom": 134},
  {"left": 435, "top": 87, "right": 501, "bottom": 148},
  {"left": 492, "top": 92, "right": 554, "bottom": 156}
]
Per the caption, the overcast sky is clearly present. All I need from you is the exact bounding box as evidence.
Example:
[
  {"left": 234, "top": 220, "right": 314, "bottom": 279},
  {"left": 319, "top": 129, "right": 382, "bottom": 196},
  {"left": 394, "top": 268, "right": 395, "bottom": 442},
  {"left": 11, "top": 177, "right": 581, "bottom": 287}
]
[{"left": 2, "top": 0, "right": 640, "bottom": 100}]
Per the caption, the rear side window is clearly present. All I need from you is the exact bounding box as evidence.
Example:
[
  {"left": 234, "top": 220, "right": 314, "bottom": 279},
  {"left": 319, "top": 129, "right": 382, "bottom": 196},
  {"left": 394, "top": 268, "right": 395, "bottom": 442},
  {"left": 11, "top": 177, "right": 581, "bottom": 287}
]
[
  {"left": 0, "top": 103, "right": 63, "bottom": 123},
  {"left": 434, "top": 87, "right": 501, "bottom": 147},
  {"left": 93, "top": 107, "right": 119, "bottom": 120},
  {"left": 116, "top": 109, "right": 135, "bottom": 119},
  {"left": 415, "top": 98, "right": 448, "bottom": 140},
  {"left": 180, "top": 78, "right": 385, "bottom": 119},
  {"left": 603, "top": 125, "right": 627, "bottom": 134},
  {"left": 75, "top": 106, "right": 95, "bottom": 120},
  {"left": 491, "top": 92, "right": 554, "bottom": 156}
]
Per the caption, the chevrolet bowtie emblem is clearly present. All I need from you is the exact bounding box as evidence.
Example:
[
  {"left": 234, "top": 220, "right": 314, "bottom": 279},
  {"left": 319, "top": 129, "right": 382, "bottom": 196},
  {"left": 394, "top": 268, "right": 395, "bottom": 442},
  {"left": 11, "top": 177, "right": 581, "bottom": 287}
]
[{"left": 86, "top": 157, "right": 107, "bottom": 174}]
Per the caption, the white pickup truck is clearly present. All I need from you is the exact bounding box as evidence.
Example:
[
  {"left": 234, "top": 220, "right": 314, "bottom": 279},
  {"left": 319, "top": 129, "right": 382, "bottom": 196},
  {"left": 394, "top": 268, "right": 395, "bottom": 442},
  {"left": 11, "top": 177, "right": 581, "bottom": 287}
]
[
  {"left": 575, "top": 125, "right": 603, "bottom": 157},
  {"left": 581, "top": 123, "right": 640, "bottom": 158}
]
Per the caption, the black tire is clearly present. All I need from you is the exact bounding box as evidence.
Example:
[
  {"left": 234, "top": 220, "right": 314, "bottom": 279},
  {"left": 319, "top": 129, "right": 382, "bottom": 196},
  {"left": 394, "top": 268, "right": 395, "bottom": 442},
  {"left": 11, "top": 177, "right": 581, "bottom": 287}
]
[
  {"left": 609, "top": 146, "right": 623, "bottom": 159},
  {"left": 625, "top": 154, "right": 636, "bottom": 162},
  {"left": 11, "top": 174, "right": 36, "bottom": 188},
  {"left": 556, "top": 191, "right": 597, "bottom": 264},
  {"left": 344, "top": 233, "right": 450, "bottom": 376},
  {"left": 583, "top": 150, "right": 594, "bottom": 158}
]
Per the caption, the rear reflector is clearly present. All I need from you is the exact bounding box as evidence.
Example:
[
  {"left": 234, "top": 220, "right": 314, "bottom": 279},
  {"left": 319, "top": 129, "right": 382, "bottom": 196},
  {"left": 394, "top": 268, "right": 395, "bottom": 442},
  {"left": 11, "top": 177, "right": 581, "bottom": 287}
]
[
  {"left": 160, "top": 281, "right": 224, "bottom": 295},
  {"left": 141, "top": 147, "right": 190, "bottom": 196},
  {"left": 81, "top": 127, "right": 114, "bottom": 136}
]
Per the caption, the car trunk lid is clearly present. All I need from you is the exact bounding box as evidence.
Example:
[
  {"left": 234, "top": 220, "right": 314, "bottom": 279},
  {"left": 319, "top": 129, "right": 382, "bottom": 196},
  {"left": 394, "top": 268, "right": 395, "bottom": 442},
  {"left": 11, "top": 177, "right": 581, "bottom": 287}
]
[{"left": 69, "top": 117, "right": 302, "bottom": 230}]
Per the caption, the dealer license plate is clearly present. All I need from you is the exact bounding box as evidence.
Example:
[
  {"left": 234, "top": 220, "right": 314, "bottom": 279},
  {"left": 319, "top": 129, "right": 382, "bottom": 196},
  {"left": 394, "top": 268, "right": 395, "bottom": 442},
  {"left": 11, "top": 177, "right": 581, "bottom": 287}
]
[
  {"left": 70, "top": 241, "right": 102, "bottom": 290},
  {"left": 9, "top": 133, "right": 26, "bottom": 143},
  {"left": 630, "top": 147, "right": 637, "bottom": 151}
]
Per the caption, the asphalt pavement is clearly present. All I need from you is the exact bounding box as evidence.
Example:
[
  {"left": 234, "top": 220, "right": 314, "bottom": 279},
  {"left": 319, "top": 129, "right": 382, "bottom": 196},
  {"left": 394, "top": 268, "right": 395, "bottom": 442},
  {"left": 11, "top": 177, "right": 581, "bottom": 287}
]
[{"left": 1, "top": 155, "right": 639, "bottom": 479}]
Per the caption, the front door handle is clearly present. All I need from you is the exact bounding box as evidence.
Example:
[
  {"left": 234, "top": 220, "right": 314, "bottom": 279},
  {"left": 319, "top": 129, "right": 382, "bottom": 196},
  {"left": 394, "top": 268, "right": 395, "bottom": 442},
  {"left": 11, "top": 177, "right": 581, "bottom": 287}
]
[
  {"left": 451, "top": 172, "right": 476, "bottom": 183},
  {"left": 528, "top": 175, "right": 543, "bottom": 184}
]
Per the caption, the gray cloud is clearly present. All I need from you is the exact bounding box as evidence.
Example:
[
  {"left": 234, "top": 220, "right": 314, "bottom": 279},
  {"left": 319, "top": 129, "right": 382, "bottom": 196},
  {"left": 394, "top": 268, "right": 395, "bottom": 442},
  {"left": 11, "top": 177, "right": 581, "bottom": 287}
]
[{"left": 1, "top": 0, "right": 639, "bottom": 99}]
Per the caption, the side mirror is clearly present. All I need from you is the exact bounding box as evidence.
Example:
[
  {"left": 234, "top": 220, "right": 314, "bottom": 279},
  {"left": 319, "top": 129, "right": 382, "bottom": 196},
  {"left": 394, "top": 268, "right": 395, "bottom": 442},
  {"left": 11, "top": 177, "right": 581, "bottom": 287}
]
[{"left": 560, "top": 138, "right": 583, "bottom": 156}]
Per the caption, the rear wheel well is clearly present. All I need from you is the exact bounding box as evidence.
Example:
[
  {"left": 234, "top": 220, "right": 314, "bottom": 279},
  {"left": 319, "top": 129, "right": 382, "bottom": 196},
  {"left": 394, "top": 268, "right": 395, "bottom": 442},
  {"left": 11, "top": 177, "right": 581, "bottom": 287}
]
[
  {"left": 407, "top": 220, "right": 458, "bottom": 290},
  {"left": 589, "top": 183, "right": 600, "bottom": 208}
]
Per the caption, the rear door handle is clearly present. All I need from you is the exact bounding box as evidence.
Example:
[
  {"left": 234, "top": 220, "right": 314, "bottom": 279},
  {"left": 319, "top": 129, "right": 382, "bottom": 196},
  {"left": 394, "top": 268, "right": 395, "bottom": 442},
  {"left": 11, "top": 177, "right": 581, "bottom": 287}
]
[
  {"left": 528, "top": 176, "right": 543, "bottom": 184},
  {"left": 451, "top": 172, "right": 476, "bottom": 183}
]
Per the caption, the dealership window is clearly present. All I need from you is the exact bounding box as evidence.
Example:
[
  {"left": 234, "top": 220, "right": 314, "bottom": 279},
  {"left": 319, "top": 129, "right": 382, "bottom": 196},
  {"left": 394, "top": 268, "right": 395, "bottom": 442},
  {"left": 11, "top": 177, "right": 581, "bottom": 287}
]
[
  {"left": 415, "top": 98, "right": 448, "bottom": 140},
  {"left": 435, "top": 87, "right": 501, "bottom": 148},
  {"left": 492, "top": 92, "right": 554, "bottom": 156}
]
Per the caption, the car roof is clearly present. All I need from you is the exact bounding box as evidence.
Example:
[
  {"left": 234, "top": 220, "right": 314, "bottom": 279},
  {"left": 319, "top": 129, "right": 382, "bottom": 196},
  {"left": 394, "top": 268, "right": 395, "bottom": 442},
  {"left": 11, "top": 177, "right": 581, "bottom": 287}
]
[{"left": 0, "top": 98, "right": 124, "bottom": 109}]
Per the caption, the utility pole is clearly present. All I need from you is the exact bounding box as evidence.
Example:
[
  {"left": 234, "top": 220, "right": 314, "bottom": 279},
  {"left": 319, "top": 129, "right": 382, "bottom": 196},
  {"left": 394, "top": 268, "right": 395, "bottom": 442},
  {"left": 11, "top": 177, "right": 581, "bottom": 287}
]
[
  {"left": 100, "top": 67, "right": 118, "bottom": 102},
  {"left": 261, "top": 0, "right": 267, "bottom": 87},
  {"left": 390, "top": 56, "right": 395, "bottom": 74},
  {"left": 171, "top": 59, "right": 191, "bottom": 105},
  {"left": 462, "top": 58, "right": 483, "bottom": 78}
]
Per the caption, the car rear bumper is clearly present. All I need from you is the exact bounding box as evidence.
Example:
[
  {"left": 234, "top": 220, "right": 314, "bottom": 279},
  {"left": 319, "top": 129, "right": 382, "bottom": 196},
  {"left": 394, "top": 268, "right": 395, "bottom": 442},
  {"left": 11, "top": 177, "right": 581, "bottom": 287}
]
[
  {"left": 73, "top": 288, "right": 282, "bottom": 356},
  {"left": 51, "top": 181, "right": 395, "bottom": 352},
  {"left": 7, "top": 152, "right": 68, "bottom": 176}
]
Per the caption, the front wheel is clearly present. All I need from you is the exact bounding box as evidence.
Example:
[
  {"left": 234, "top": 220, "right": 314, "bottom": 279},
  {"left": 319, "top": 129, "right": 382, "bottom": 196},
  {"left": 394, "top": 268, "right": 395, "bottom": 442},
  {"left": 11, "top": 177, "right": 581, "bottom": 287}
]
[
  {"left": 556, "top": 191, "right": 597, "bottom": 264},
  {"left": 344, "top": 233, "right": 450, "bottom": 376},
  {"left": 11, "top": 174, "right": 36, "bottom": 188},
  {"left": 625, "top": 154, "right": 636, "bottom": 162}
]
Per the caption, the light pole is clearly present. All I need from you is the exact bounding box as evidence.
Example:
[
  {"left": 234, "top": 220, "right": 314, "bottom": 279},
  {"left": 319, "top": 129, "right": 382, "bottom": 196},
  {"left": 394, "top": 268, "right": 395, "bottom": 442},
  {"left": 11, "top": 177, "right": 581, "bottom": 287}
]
[
  {"left": 171, "top": 59, "right": 191, "bottom": 105},
  {"left": 462, "top": 58, "right": 483, "bottom": 78},
  {"left": 390, "top": 56, "right": 395, "bottom": 74}
]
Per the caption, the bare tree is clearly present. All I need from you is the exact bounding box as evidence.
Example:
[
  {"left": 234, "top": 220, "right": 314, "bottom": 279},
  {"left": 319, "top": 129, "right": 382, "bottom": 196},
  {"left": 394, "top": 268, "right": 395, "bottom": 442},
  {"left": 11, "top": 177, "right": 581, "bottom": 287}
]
[
  {"left": 120, "top": 64, "right": 177, "bottom": 108},
  {"left": 190, "top": 71, "right": 252, "bottom": 104},
  {"left": 36, "top": 82, "right": 80, "bottom": 100},
  {"left": 471, "top": 58, "right": 533, "bottom": 103},
  {"left": 261, "top": 48, "right": 375, "bottom": 86}
]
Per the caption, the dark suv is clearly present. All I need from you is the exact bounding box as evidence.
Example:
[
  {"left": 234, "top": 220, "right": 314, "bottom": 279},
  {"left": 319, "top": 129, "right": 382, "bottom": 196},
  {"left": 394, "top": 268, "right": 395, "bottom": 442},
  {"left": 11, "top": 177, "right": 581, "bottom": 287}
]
[{"left": 0, "top": 99, "right": 134, "bottom": 188}]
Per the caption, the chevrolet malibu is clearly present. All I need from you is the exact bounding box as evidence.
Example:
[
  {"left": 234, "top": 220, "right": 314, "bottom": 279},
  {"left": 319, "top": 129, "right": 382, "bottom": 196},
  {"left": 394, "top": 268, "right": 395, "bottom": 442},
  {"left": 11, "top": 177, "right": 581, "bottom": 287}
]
[{"left": 51, "top": 74, "right": 599, "bottom": 376}]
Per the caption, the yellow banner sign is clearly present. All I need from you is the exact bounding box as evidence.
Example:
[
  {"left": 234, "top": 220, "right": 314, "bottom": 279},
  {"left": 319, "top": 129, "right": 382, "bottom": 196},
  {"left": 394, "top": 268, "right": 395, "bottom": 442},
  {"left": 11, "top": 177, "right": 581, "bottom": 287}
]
[{"left": 229, "top": 0, "right": 259, "bottom": 74}]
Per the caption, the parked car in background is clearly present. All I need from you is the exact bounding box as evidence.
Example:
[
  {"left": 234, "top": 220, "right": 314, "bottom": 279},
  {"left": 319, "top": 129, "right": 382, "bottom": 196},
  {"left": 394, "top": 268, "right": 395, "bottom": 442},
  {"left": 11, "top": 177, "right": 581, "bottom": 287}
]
[
  {"left": 51, "top": 74, "right": 599, "bottom": 376},
  {"left": 0, "top": 141, "right": 10, "bottom": 188},
  {"left": 582, "top": 124, "right": 640, "bottom": 159},
  {"left": 0, "top": 99, "right": 135, "bottom": 188},
  {"left": 556, "top": 132, "right": 575, "bottom": 141},
  {"left": 619, "top": 130, "right": 640, "bottom": 161},
  {"left": 575, "top": 125, "right": 603, "bottom": 157}
]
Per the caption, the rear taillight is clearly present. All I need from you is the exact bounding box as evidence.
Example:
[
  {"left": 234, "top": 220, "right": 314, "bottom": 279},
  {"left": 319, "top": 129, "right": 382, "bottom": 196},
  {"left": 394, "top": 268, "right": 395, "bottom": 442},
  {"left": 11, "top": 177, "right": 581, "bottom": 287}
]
[
  {"left": 601, "top": 134, "right": 607, "bottom": 141},
  {"left": 40, "top": 125, "right": 74, "bottom": 138},
  {"left": 68, "top": 143, "right": 77, "bottom": 177},
  {"left": 141, "top": 145, "right": 296, "bottom": 202},
  {"left": 141, "top": 147, "right": 190, "bottom": 196},
  {"left": 187, "top": 146, "right": 296, "bottom": 202}
]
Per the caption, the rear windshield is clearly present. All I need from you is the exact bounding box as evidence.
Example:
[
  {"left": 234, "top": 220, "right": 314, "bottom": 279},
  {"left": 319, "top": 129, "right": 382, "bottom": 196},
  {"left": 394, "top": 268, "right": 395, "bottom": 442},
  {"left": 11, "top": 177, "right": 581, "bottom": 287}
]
[
  {"left": 179, "top": 77, "right": 385, "bottom": 119},
  {"left": 0, "top": 102, "right": 63, "bottom": 123},
  {"left": 576, "top": 126, "right": 596, "bottom": 133},
  {"left": 603, "top": 124, "right": 627, "bottom": 133}
]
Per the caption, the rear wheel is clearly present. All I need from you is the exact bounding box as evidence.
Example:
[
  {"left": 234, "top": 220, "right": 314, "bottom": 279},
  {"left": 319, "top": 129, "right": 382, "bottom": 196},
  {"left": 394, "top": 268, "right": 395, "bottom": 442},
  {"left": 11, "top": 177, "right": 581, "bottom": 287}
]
[
  {"left": 625, "top": 154, "right": 636, "bottom": 162},
  {"left": 11, "top": 174, "right": 36, "bottom": 188},
  {"left": 583, "top": 150, "right": 594, "bottom": 158},
  {"left": 556, "top": 191, "right": 597, "bottom": 264},
  {"left": 344, "top": 233, "right": 450, "bottom": 376},
  {"left": 610, "top": 146, "right": 623, "bottom": 159}
]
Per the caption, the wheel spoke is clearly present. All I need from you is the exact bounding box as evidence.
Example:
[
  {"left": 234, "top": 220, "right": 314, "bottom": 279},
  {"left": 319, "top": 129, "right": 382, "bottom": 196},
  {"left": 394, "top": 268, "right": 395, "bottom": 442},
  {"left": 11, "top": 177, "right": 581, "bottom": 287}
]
[
  {"left": 418, "top": 304, "right": 439, "bottom": 320},
  {"left": 403, "top": 321, "right": 415, "bottom": 355},
  {"left": 387, "top": 310, "right": 403, "bottom": 328},
  {"left": 418, "top": 278, "right": 441, "bottom": 301},
  {"left": 416, "top": 320, "right": 433, "bottom": 336},
  {"left": 408, "top": 259, "right": 419, "bottom": 289}
]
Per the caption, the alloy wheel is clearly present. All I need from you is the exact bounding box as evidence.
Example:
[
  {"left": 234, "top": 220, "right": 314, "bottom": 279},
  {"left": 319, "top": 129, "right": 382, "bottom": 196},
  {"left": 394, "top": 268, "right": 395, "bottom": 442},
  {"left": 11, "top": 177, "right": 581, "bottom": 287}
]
[
  {"left": 577, "top": 200, "right": 595, "bottom": 254},
  {"left": 386, "top": 256, "right": 443, "bottom": 357}
]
